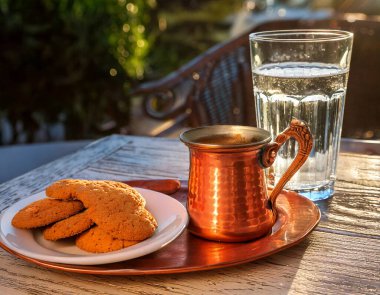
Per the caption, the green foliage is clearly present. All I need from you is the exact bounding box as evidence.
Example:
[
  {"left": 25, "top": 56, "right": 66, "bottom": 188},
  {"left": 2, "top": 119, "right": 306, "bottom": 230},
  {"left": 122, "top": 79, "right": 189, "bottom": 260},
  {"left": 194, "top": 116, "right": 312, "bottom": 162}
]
[
  {"left": 146, "top": 0, "right": 241, "bottom": 78},
  {"left": 0, "top": 0, "right": 242, "bottom": 143},
  {"left": 0, "top": 0, "right": 155, "bottom": 142}
]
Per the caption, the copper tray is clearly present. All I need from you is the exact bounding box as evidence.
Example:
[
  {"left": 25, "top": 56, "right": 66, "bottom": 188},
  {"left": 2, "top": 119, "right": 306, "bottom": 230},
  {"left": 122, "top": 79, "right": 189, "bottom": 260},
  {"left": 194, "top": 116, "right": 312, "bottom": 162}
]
[{"left": 0, "top": 187, "right": 320, "bottom": 275}]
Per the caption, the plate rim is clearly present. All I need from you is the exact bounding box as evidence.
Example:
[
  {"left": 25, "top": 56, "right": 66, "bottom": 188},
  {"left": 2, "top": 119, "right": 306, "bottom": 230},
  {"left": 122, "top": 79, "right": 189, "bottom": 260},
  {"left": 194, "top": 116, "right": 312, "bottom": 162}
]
[{"left": 0, "top": 188, "right": 189, "bottom": 265}]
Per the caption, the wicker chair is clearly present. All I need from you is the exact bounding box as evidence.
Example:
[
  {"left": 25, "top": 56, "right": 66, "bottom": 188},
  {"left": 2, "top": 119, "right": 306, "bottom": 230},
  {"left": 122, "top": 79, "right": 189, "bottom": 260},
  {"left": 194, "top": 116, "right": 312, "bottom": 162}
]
[{"left": 131, "top": 15, "right": 380, "bottom": 139}]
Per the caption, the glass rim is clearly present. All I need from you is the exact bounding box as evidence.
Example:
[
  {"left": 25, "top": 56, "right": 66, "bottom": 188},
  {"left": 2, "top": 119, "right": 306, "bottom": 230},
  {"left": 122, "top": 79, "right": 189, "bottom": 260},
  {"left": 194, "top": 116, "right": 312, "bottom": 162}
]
[{"left": 249, "top": 29, "right": 353, "bottom": 42}]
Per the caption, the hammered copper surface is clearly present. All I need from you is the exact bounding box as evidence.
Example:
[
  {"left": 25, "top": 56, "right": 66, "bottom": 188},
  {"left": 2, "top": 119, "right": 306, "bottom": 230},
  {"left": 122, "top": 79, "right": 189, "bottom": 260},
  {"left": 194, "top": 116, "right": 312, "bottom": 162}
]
[
  {"left": 181, "top": 119, "right": 312, "bottom": 242},
  {"left": 187, "top": 147, "right": 273, "bottom": 242},
  {"left": 0, "top": 185, "right": 320, "bottom": 275}
]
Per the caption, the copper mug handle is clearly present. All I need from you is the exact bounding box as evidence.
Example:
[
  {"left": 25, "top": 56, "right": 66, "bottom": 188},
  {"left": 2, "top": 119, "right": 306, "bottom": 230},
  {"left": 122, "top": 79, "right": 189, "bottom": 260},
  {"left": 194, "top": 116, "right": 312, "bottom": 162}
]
[{"left": 261, "top": 118, "right": 313, "bottom": 218}]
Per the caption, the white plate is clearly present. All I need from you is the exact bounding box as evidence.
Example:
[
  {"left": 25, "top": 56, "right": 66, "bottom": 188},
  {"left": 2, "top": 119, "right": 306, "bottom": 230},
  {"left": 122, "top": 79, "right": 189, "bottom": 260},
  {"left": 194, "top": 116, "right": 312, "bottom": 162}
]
[{"left": 0, "top": 188, "right": 188, "bottom": 265}]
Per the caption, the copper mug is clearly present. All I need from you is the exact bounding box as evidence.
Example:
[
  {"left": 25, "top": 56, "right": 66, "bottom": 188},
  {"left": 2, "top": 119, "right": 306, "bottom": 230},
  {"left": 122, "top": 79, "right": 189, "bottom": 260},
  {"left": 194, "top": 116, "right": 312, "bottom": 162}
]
[{"left": 180, "top": 118, "right": 313, "bottom": 242}]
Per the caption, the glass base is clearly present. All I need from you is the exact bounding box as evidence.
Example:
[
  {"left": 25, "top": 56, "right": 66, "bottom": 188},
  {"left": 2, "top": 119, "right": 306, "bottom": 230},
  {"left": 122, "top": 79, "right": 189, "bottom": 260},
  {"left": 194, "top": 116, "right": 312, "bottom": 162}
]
[{"left": 292, "top": 182, "right": 334, "bottom": 202}]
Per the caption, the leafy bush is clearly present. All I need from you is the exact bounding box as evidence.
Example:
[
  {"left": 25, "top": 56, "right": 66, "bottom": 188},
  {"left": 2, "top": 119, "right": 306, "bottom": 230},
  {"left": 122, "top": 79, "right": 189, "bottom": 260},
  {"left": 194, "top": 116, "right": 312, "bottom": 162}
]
[
  {"left": 0, "top": 0, "right": 241, "bottom": 144},
  {"left": 147, "top": 0, "right": 239, "bottom": 79},
  {"left": 0, "top": 0, "right": 155, "bottom": 143}
]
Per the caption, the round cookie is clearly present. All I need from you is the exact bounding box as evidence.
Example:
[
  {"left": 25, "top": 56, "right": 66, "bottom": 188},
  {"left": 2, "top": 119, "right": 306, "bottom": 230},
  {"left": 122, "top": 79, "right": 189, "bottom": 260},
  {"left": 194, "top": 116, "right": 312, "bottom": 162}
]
[
  {"left": 76, "top": 226, "right": 138, "bottom": 253},
  {"left": 46, "top": 179, "right": 146, "bottom": 210},
  {"left": 93, "top": 207, "right": 158, "bottom": 241},
  {"left": 12, "top": 199, "right": 84, "bottom": 229},
  {"left": 43, "top": 211, "right": 94, "bottom": 241}
]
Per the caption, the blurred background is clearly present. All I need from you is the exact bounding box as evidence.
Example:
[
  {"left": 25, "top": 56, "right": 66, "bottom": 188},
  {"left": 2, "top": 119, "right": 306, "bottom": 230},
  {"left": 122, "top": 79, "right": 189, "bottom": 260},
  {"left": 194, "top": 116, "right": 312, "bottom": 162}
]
[{"left": 1, "top": 0, "right": 379, "bottom": 182}]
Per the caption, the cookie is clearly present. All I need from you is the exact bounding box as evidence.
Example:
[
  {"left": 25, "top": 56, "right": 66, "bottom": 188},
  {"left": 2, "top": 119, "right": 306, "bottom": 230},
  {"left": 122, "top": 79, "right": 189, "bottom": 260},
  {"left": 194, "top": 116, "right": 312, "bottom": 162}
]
[
  {"left": 43, "top": 211, "right": 94, "bottom": 241},
  {"left": 76, "top": 226, "right": 138, "bottom": 253},
  {"left": 46, "top": 179, "right": 157, "bottom": 241},
  {"left": 93, "top": 207, "right": 158, "bottom": 241},
  {"left": 12, "top": 198, "right": 84, "bottom": 229},
  {"left": 46, "top": 179, "right": 146, "bottom": 210}
]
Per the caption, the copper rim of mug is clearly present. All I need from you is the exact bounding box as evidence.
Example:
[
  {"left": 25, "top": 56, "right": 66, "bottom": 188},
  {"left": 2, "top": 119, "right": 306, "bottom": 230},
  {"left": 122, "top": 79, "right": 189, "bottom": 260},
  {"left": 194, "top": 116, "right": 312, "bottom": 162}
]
[{"left": 179, "top": 125, "right": 272, "bottom": 150}]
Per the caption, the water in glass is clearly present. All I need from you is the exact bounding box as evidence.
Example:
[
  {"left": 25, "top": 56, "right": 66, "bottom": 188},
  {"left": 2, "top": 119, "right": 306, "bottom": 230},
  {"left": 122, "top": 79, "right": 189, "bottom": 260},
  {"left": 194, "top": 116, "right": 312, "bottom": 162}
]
[{"left": 253, "top": 61, "right": 349, "bottom": 200}]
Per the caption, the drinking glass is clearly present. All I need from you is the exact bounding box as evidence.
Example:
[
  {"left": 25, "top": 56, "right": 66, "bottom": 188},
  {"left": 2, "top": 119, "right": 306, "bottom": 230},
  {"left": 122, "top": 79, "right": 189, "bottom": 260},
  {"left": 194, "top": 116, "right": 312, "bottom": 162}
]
[{"left": 249, "top": 30, "right": 353, "bottom": 201}]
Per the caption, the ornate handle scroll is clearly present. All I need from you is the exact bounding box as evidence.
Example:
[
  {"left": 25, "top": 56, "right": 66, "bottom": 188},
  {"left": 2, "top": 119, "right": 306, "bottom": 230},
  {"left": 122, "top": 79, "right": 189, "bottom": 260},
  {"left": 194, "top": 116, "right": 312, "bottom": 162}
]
[{"left": 261, "top": 118, "right": 313, "bottom": 217}]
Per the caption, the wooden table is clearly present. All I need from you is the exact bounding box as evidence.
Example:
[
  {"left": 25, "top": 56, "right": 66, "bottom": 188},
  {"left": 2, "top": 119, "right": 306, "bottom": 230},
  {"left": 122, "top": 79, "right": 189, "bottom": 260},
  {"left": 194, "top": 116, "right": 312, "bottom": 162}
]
[{"left": 0, "top": 135, "right": 379, "bottom": 294}]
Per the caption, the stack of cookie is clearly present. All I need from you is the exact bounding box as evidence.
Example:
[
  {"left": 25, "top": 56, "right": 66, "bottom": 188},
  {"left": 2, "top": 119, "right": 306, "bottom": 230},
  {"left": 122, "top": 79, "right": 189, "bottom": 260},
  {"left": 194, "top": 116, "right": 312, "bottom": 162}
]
[{"left": 12, "top": 179, "right": 158, "bottom": 253}]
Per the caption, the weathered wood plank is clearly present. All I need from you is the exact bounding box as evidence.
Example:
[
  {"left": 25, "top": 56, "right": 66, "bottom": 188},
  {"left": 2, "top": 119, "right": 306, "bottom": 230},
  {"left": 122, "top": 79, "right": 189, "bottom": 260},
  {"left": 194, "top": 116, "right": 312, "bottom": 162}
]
[
  {"left": 83, "top": 138, "right": 189, "bottom": 180},
  {"left": 314, "top": 153, "right": 380, "bottom": 237},
  {"left": 0, "top": 231, "right": 377, "bottom": 295},
  {"left": 337, "top": 153, "right": 380, "bottom": 188},
  {"left": 315, "top": 190, "right": 379, "bottom": 237}
]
